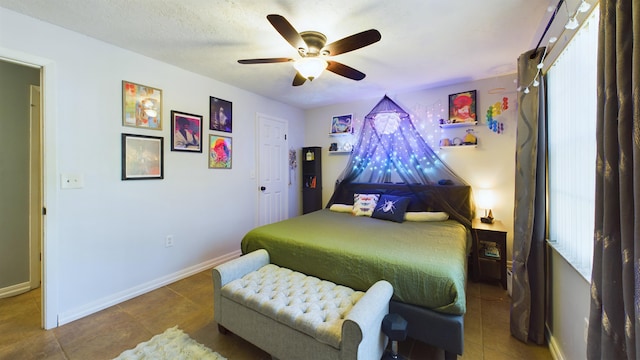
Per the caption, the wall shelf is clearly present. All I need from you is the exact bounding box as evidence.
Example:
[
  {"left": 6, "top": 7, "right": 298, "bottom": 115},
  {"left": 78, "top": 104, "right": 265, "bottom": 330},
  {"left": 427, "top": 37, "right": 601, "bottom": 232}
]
[
  {"left": 440, "top": 144, "right": 477, "bottom": 149},
  {"left": 439, "top": 121, "right": 477, "bottom": 128},
  {"left": 328, "top": 150, "right": 352, "bottom": 155},
  {"left": 328, "top": 132, "right": 352, "bottom": 136}
]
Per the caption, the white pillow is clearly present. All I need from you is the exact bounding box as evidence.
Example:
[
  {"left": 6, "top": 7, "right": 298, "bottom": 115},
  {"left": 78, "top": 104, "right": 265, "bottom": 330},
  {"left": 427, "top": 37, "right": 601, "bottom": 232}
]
[
  {"left": 404, "top": 212, "right": 449, "bottom": 222},
  {"left": 329, "top": 204, "right": 353, "bottom": 213},
  {"left": 352, "top": 194, "right": 380, "bottom": 217}
]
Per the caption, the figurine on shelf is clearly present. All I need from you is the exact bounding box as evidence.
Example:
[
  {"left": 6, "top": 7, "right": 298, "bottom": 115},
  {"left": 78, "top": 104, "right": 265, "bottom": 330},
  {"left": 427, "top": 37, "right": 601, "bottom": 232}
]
[
  {"left": 481, "top": 209, "right": 494, "bottom": 224},
  {"left": 463, "top": 128, "right": 477, "bottom": 145}
]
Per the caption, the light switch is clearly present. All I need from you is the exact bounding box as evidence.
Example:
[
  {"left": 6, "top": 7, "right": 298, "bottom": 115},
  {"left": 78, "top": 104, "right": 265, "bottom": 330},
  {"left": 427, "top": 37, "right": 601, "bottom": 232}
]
[{"left": 61, "top": 173, "right": 84, "bottom": 189}]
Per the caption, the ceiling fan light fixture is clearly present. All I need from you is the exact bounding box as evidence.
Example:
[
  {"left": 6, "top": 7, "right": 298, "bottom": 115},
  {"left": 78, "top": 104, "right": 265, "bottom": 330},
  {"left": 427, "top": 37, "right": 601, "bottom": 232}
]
[{"left": 293, "top": 57, "right": 328, "bottom": 81}]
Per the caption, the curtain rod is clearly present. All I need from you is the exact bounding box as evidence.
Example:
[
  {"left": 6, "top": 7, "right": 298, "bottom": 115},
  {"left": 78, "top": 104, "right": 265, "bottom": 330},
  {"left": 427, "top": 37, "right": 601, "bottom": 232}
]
[{"left": 531, "top": 0, "right": 565, "bottom": 58}]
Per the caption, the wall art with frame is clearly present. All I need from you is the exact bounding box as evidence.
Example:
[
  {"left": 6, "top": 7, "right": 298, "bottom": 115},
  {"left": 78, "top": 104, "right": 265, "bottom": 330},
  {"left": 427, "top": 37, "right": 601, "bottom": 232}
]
[
  {"left": 171, "top": 110, "right": 203, "bottom": 152},
  {"left": 122, "top": 80, "right": 163, "bottom": 130},
  {"left": 208, "top": 134, "right": 232, "bottom": 169},
  {"left": 330, "top": 114, "right": 353, "bottom": 134},
  {"left": 209, "top": 96, "right": 232, "bottom": 133},
  {"left": 121, "top": 133, "right": 164, "bottom": 180},
  {"left": 448, "top": 90, "right": 477, "bottom": 124}
]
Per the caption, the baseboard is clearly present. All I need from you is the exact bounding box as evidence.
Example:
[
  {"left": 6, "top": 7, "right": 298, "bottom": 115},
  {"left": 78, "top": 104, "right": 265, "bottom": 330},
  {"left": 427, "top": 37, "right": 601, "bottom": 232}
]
[
  {"left": 0, "top": 281, "right": 31, "bottom": 299},
  {"left": 57, "top": 249, "right": 241, "bottom": 326},
  {"left": 546, "top": 324, "right": 565, "bottom": 360}
]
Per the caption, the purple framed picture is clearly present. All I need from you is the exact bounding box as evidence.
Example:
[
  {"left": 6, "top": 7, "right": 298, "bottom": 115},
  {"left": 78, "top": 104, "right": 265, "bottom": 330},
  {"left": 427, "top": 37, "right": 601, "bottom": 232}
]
[
  {"left": 171, "top": 110, "right": 202, "bottom": 152},
  {"left": 209, "top": 97, "right": 232, "bottom": 133}
]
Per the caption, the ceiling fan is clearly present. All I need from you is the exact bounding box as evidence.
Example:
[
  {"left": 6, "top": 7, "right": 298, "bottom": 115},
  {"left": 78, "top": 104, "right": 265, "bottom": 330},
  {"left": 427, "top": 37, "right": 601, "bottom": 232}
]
[{"left": 238, "top": 14, "right": 381, "bottom": 86}]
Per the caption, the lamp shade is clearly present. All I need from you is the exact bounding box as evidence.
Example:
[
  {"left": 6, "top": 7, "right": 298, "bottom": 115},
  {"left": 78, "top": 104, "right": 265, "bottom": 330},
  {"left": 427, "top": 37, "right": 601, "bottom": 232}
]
[
  {"left": 476, "top": 189, "right": 495, "bottom": 210},
  {"left": 293, "top": 57, "right": 328, "bottom": 80}
]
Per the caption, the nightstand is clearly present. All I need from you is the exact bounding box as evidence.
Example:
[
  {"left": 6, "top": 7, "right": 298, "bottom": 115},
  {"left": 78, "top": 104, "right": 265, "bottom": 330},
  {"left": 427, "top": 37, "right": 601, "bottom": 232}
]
[{"left": 471, "top": 218, "right": 507, "bottom": 289}]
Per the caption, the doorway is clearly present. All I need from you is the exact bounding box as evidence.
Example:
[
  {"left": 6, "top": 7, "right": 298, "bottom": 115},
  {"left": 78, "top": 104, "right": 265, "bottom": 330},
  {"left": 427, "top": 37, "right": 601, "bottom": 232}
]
[
  {"left": 0, "top": 59, "right": 43, "bottom": 325},
  {"left": 29, "top": 85, "right": 42, "bottom": 291},
  {"left": 256, "top": 113, "right": 288, "bottom": 226}
]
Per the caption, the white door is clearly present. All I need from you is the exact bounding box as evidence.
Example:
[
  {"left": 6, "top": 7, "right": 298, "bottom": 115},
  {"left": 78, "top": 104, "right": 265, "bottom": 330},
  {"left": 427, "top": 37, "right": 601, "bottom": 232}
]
[{"left": 257, "top": 113, "right": 288, "bottom": 226}]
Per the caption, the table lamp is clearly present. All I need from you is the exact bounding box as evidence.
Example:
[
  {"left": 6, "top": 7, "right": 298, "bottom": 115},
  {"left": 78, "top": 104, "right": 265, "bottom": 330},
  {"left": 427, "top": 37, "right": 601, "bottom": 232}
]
[{"left": 476, "top": 189, "right": 495, "bottom": 224}]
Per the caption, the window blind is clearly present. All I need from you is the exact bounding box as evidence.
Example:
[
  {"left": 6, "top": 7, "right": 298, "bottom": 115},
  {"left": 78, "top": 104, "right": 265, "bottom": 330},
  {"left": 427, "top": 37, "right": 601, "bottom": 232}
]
[{"left": 546, "top": 7, "right": 599, "bottom": 281}]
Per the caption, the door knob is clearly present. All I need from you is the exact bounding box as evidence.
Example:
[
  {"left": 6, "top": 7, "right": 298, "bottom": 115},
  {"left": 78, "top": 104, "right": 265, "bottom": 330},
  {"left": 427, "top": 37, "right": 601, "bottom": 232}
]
[{"left": 260, "top": 186, "right": 266, "bottom": 191}]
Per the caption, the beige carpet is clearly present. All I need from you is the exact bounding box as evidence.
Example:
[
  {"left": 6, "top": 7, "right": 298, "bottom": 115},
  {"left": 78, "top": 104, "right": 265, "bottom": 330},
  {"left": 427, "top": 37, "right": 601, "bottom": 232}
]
[{"left": 113, "top": 326, "right": 227, "bottom": 360}]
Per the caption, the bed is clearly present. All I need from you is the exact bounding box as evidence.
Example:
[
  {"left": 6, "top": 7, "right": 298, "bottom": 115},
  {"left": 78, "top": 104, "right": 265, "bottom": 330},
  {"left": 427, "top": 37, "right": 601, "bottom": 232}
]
[{"left": 241, "top": 183, "right": 474, "bottom": 359}]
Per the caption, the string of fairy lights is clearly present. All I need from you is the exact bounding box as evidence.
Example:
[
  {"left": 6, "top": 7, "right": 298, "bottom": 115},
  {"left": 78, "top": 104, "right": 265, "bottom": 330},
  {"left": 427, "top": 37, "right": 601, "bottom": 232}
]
[
  {"left": 518, "top": 0, "right": 592, "bottom": 94},
  {"left": 336, "top": 0, "right": 595, "bottom": 181}
]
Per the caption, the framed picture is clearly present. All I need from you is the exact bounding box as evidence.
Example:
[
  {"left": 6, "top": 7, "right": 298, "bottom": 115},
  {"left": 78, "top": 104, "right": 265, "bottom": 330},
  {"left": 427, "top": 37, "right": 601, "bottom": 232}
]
[
  {"left": 171, "top": 110, "right": 203, "bottom": 152},
  {"left": 208, "top": 135, "right": 232, "bottom": 169},
  {"left": 448, "top": 90, "right": 477, "bottom": 124},
  {"left": 121, "top": 133, "right": 164, "bottom": 180},
  {"left": 209, "top": 96, "right": 232, "bottom": 133},
  {"left": 330, "top": 114, "right": 353, "bottom": 134},
  {"left": 122, "top": 81, "right": 163, "bottom": 130}
]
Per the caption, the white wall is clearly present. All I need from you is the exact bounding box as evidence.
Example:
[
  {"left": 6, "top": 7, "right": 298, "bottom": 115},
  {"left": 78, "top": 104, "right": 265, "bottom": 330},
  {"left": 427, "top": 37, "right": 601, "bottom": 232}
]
[
  {"left": 547, "top": 249, "right": 590, "bottom": 360},
  {"left": 304, "top": 75, "right": 518, "bottom": 259},
  {"left": 0, "top": 7, "right": 304, "bottom": 327}
]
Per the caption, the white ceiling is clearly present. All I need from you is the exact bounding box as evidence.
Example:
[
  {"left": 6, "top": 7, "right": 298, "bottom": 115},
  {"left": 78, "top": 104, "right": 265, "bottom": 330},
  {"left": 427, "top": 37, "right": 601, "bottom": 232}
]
[{"left": 0, "top": 0, "right": 558, "bottom": 109}]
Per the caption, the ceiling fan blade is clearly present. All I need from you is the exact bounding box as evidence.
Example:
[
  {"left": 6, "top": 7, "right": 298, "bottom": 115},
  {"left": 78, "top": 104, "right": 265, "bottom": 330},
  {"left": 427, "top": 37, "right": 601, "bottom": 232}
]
[
  {"left": 267, "top": 14, "right": 306, "bottom": 51},
  {"left": 292, "top": 72, "right": 307, "bottom": 86},
  {"left": 326, "top": 61, "right": 366, "bottom": 81},
  {"left": 238, "top": 58, "right": 292, "bottom": 64},
  {"left": 322, "top": 29, "right": 381, "bottom": 56}
]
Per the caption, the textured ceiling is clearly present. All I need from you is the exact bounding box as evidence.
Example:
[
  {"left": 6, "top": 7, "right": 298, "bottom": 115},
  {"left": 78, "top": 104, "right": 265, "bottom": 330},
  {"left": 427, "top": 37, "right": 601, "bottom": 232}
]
[{"left": 0, "top": 0, "right": 559, "bottom": 109}]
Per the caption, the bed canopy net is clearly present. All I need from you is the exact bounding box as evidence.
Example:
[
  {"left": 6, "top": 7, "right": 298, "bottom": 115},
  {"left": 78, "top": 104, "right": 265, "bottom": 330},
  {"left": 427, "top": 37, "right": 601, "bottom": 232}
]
[{"left": 327, "top": 95, "right": 475, "bottom": 226}]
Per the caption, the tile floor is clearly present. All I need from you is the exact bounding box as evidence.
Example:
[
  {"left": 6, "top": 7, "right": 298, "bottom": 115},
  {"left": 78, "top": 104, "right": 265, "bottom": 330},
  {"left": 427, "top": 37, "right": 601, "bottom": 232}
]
[{"left": 0, "top": 271, "right": 552, "bottom": 359}]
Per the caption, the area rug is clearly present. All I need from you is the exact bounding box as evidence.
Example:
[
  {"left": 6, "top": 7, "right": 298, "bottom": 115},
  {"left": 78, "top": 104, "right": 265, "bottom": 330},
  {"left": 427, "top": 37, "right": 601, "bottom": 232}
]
[{"left": 113, "top": 326, "right": 227, "bottom": 360}]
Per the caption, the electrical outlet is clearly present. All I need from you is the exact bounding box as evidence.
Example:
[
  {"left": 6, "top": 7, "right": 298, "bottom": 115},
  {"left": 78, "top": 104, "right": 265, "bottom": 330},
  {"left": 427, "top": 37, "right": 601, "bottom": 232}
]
[
  {"left": 60, "top": 173, "right": 84, "bottom": 189},
  {"left": 165, "top": 235, "right": 174, "bottom": 248}
]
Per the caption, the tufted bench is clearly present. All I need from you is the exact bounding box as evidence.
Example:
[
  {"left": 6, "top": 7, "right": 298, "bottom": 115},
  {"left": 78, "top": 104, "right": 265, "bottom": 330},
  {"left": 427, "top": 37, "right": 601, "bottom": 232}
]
[{"left": 213, "top": 249, "right": 393, "bottom": 360}]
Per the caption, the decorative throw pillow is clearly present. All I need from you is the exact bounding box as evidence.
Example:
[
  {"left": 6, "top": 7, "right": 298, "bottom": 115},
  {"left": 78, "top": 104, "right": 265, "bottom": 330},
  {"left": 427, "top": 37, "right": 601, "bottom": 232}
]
[
  {"left": 371, "top": 195, "right": 411, "bottom": 223},
  {"left": 329, "top": 204, "right": 353, "bottom": 213},
  {"left": 404, "top": 211, "right": 450, "bottom": 222},
  {"left": 352, "top": 194, "right": 380, "bottom": 216}
]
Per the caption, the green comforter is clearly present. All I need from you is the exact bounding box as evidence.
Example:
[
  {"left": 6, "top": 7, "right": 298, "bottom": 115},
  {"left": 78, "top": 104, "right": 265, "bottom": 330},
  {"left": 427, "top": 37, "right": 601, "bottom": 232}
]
[{"left": 241, "top": 209, "right": 471, "bottom": 315}]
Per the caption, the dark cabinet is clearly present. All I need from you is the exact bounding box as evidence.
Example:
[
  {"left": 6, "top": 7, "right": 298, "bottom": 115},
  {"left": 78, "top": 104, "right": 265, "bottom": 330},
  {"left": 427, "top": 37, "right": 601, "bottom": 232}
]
[
  {"left": 471, "top": 219, "right": 507, "bottom": 289},
  {"left": 302, "top": 147, "right": 322, "bottom": 214}
]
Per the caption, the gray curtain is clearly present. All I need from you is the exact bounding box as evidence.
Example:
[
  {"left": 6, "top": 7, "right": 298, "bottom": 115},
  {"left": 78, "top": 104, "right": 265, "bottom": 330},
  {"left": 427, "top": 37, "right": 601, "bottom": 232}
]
[
  {"left": 510, "top": 48, "right": 547, "bottom": 345},
  {"left": 587, "top": 1, "right": 640, "bottom": 359}
]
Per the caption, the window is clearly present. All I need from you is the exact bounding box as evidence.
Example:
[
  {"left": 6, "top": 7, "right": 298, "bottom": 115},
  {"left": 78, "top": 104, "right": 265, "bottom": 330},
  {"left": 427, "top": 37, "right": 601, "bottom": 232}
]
[{"left": 546, "top": 7, "right": 599, "bottom": 281}]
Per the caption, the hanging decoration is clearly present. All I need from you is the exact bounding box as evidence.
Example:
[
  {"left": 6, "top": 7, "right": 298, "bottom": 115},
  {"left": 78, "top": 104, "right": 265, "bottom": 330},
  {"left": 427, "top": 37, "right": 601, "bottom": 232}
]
[
  {"left": 486, "top": 97, "right": 509, "bottom": 134},
  {"left": 415, "top": 100, "right": 446, "bottom": 153},
  {"left": 337, "top": 95, "right": 464, "bottom": 185},
  {"left": 327, "top": 95, "right": 473, "bottom": 226},
  {"left": 518, "top": 0, "right": 591, "bottom": 95},
  {"left": 288, "top": 148, "right": 297, "bottom": 185}
]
